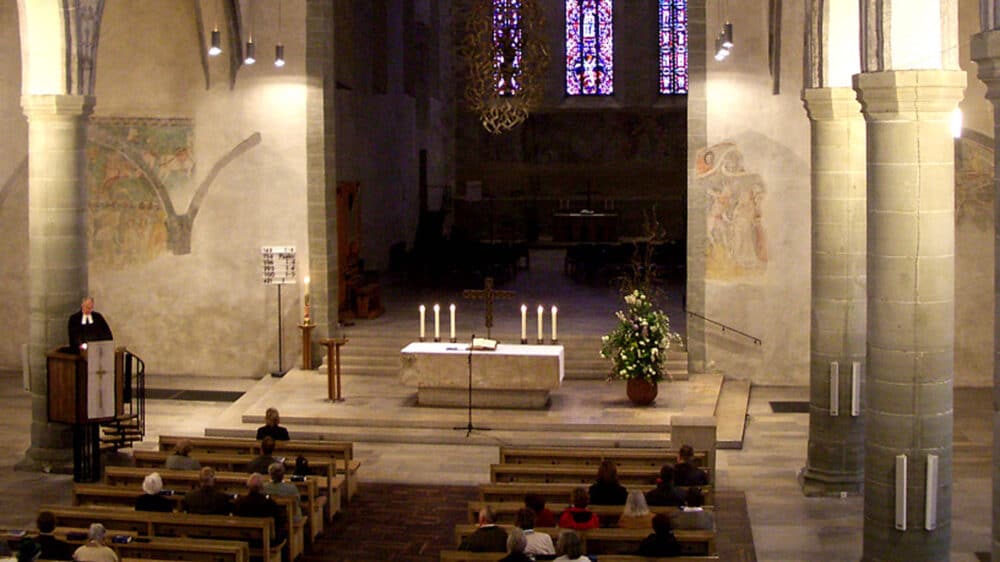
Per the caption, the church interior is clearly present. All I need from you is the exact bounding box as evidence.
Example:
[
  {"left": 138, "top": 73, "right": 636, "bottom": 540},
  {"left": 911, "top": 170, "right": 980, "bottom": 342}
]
[{"left": 1, "top": 0, "right": 999, "bottom": 560}]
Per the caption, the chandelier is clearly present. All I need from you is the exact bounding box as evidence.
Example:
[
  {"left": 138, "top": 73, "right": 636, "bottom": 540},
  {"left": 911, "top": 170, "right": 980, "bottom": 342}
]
[{"left": 460, "top": 0, "right": 549, "bottom": 135}]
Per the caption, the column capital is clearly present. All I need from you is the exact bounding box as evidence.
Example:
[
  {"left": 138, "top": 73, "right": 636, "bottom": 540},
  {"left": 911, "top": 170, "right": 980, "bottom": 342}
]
[
  {"left": 21, "top": 95, "right": 95, "bottom": 121},
  {"left": 853, "top": 70, "right": 966, "bottom": 118},
  {"left": 802, "top": 87, "right": 862, "bottom": 121},
  {"left": 971, "top": 30, "right": 1000, "bottom": 100}
]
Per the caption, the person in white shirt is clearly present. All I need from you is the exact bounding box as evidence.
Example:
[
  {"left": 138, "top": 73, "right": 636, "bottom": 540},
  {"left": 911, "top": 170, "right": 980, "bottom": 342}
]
[{"left": 515, "top": 507, "right": 555, "bottom": 557}]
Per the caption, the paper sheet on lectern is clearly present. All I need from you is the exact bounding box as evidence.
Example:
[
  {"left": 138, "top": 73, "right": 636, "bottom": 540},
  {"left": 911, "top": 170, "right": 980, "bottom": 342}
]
[{"left": 87, "top": 340, "right": 116, "bottom": 420}]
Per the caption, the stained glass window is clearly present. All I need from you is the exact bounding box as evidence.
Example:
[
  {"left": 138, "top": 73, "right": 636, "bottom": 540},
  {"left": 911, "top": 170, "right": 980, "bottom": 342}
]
[
  {"left": 659, "top": 0, "right": 688, "bottom": 94},
  {"left": 493, "top": 0, "right": 523, "bottom": 96},
  {"left": 565, "top": 0, "right": 613, "bottom": 96}
]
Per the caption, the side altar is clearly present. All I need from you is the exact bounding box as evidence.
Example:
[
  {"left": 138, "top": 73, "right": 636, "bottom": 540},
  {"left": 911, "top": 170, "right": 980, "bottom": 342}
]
[{"left": 400, "top": 342, "right": 564, "bottom": 409}]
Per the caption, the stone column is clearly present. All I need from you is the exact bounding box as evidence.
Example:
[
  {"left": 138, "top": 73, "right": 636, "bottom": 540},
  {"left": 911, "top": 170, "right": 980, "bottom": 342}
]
[
  {"left": 855, "top": 70, "right": 964, "bottom": 562},
  {"left": 971, "top": 28, "right": 1000, "bottom": 562},
  {"left": 17, "top": 94, "right": 94, "bottom": 472},
  {"left": 800, "top": 87, "right": 867, "bottom": 496}
]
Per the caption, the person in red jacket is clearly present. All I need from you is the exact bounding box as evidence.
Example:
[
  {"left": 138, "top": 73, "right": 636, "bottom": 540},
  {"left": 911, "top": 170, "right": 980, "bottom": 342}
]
[{"left": 558, "top": 487, "right": 600, "bottom": 530}]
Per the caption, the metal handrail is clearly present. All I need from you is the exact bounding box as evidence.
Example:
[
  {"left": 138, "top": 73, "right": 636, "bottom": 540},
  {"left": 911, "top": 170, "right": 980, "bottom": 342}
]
[{"left": 685, "top": 309, "right": 762, "bottom": 346}]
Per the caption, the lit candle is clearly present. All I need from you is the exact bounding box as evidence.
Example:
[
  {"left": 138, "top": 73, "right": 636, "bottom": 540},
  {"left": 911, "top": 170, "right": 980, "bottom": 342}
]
[
  {"left": 419, "top": 305, "right": 426, "bottom": 340},
  {"left": 551, "top": 305, "right": 558, "bottom": 342},
  {"left": 537, "top": 305, "right": 544, "bottom": 342},
  {"left": 433, "top": 304, "right": 441, "bottom": 341},
  {"left": 520, "top": 304, "right": 527, "bottom": 343},
  {"left": 449, "top": 304, "right": 456, "bottom": 342},
  {"left": 303, "top": 276, "right": 311, "bottom": 323}
]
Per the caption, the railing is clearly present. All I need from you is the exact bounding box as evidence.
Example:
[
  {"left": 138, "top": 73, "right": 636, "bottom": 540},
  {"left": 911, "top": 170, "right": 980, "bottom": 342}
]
[{"left": 685, "top": 310, "right": 762, "bottom": 346}]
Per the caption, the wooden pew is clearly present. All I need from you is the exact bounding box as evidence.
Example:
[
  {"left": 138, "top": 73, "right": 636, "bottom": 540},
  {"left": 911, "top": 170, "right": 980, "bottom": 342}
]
[
  {"left": 453, "top": 525, "right": 716, "bottom": 557},
  {"left": 499, "top": 446, "right": 707, "bottom": 470},
  {"left": 464, "top": 501, "right": 714, "bottom": 528},
  {"left": 439, "top": 552, "right": 719, "bottom": 562},
  {"left": 479, "top": 483, "right": 714, "bottom": 507},
  {"left": 114, "top": 536, "right": 250, "bottom": 562},
  {"left": 70, "top": 483, "right": 306, "bottom": 560},
  {"left": 40, "top": 505, "right": 284, "bottom": 562},
  {"left": 491, "top": 464, "right": 712, "bottom": 487},
  {"left": 158, "top": 435, "right": 359, "bottom": 505},
  {"left": 104, "top": 466, "right": 331, "bottom": 539}
]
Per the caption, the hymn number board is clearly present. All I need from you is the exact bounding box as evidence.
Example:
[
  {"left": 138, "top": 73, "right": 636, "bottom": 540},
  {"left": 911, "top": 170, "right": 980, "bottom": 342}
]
[{"left": 261, "top": 246, "right": 297, "bottom": 284}]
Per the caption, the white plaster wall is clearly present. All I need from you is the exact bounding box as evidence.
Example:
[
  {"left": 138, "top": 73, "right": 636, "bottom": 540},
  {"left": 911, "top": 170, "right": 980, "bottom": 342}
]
[
  {"left": 88, "top": 0, "right": 309, "bottom": 376},
  {"left": 703, "top": 0, "right": 811, "bottom": 384},
  {"left": 0, "top": 0, "right": 28, "bottom": 371}
]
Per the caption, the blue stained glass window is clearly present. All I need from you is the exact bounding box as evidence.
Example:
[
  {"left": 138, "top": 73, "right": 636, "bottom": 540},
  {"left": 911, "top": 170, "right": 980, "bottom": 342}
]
[
  {"left": 659, "top": 0, "right": 688, "bottom": 94},
  {"left": 493, "top": 0, "right": 523, "bottom": 96},
  {"left": 566, "top": 0, "right": 613, "bottom": 96}
]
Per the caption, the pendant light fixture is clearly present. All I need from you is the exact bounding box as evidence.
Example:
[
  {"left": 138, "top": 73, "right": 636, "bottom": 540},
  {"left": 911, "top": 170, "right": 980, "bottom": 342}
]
[
  {"left": 244, "top": 0, "right": 256, "bottom": 65},
  {"left": 209, "top": 27, "right": 222, "bottom": 56},
  {"left": 274, "top": 0, "right": 285, "bottom": 67}
]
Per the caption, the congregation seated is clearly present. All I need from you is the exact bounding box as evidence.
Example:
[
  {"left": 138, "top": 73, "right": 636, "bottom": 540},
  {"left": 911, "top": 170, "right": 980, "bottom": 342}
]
[
  {"left": 644, "top": 465, "right": 684, "bottom": 507},
  {"left": 553, "top": 530, "right": 588, "bottom": 562},
  {"left": 256, "top": 407, "right": 290, "bottom": 441},
  {"left": 134, "top": 473, "right": 173, "bottom": 513},
  {"left": 247, "top": 436, "right": 278, "bottom": 475},
  {"left": 617, "top": 490, "right": 654, "bottom": 529},
  {"left": 669, "top": 488, "right": 714, "bottom": 531},
  {"left": 515, "top": 507, "right": 554, "bottom": 558},
  {"left": 72, "top": 523, "right": 119, "bottom": 562},
  {"left": 636, "top": 513, "right": 682, "bottom": 557},
  {"left": 588, "top": 459, "right": 628, "bottom": 505},
  {"left": 525, "top": 493, "right": 556, "bottom": 528},
  {"left": 263, "top": 462, "right": 303, "bottom": 523},
  {"left": 459, "top": 506, "right": 507, "bottom": 552},
  {"left": 35, "top": 511, "right": 74, "bottom": 560},
  {"left": 234, "top": 473, "right": 287, "bottom": 543},
  {"left": 673, "top": 445, "right": 709, "bottom": 487},
  {"left": 164, "top": 438, "right": 201, "bottom": 471},
  {"left": 558, "top": 488, "right": 599, "bottom": 531},
  {"left": 498, "top": 527, "right": 533, "bottom": 562},
  {"left": 16, "top": 538, "right": 40, "bottom": 562},
  {"left": 182, "top": 466, "right": 233, "bottom": 515}
]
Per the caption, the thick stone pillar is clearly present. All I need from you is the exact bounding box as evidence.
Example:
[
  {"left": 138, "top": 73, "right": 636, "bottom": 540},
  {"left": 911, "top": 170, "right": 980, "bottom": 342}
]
[
  {"left": 855, "top": 70, "right": 964, "bottom": 562},
  {"left": 800, "top": 87, "right": 867, "bottom": 496},
  {"left": 17, "top": 95, "right": 94, "bottom": 472},
  {"left": 971, "top": 28, "right": 1000, "bottom": 562}
]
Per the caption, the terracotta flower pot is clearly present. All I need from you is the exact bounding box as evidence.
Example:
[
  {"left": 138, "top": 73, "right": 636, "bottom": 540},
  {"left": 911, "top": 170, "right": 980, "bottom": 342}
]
[{"left": 626, "top": 378, "right": 658, "bottom": 406}]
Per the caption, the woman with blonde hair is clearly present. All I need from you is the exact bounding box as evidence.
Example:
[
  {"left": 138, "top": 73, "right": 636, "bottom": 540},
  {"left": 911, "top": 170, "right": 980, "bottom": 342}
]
[{"left": 617, "top": 489, "right": 655, "bottom": 528}]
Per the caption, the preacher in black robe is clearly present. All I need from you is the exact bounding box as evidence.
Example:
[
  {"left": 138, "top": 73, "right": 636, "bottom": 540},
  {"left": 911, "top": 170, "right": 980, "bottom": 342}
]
[{"left": 68, "top": 297, "right": 114, "bottom": 351}]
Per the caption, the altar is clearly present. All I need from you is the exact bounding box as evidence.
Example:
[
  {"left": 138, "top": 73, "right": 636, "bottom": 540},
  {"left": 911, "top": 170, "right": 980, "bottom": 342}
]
[{"left": 400, "top": 342, "right": 564, "bottom": 409}]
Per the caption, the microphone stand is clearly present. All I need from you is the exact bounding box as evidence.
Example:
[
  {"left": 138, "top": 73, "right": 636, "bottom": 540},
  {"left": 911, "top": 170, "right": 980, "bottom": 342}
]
[{"left": 454, "top": 334, "right": 490, "bottom": 436}]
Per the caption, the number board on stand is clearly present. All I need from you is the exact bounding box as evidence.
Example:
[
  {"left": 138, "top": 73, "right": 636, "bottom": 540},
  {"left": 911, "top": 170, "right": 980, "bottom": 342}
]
[{"left": 261, "top": 246, "right": 297, "bottom": 284}]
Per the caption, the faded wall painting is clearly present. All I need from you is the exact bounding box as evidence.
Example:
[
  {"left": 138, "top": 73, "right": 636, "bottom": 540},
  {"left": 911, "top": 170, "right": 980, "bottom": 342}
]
[
  {"left": 956, "top": 133, "right": 993, "bottom": 230},
  {"left": 697, "top": 142, "right": 767, "bottom": 279}
]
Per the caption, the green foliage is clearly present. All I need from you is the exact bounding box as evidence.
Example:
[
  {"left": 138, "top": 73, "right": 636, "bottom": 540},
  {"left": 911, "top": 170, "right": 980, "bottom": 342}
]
[{"left": 600, "top": 289, "right": 677, "bottom": 383}]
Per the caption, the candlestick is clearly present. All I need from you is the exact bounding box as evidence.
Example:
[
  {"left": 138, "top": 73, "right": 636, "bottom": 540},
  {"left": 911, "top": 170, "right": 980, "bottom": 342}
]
[
  {"left": 520, "top": 304, "right": 527, "bottom": 344},
  {"left": 433, "top": 304, "right": 441, "bottom": 342},
  {"left": 419, "top": 305, "right": 426, "bottom": 341},
  {"left": 449, "top": 304, "right": 456, "bottom": 342},
  {"left": 551, "top": 305, "right": 558, "bottom": 343},
  {"left": 537, "top": 305, "right": 544, "bottom": 343}
]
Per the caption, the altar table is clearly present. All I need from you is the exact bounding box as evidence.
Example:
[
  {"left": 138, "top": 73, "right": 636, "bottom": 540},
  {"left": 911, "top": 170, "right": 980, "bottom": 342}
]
[{"left": 400, "top": 342, "right": 564, "bottom": 409}]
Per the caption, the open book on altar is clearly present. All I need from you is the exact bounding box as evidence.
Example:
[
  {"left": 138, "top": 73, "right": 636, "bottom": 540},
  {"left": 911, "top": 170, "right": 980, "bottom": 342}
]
[{"left": 471, "top": 337, "right": 498, "bottom": 351}]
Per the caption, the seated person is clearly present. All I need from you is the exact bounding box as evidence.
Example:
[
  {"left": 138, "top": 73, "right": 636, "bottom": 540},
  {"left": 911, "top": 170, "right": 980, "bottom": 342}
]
[
  {"left": 553, "top": 530, "right": 588, "bottom": 562},
  {"left": 234, "top": 473, "right": 287, "bottom": 544},
  {"left": 636, "top": 513, "right": 682, "bottom": 557},
  {"left": 618, "top": 489, "right": 655, "bottom": 529},
  {"left": 644, "top": 464, "right": 685, "bottom": 507},
  {"left": 164, "top": 439, "right": 201, "bottom": 471},
  {"left": 670, "top": 486, "right": 715, "bottom": 531},
  {"left": 557, "top": 488, "right": 600, "bottom": 530},
  {"left": 182, "top": 466, "right": 233, "bottom": 515},
  {"left": 246, "top": 436, "right": 278, "bottom": 474},
  {"left": 673, "top": 444, "right": 709, "bottom": 486},
  {"left": 525, "top": 493, "right": 556, "bottom": 528},
  {"left": 72, "top": 523, "right": 119, "bottom": 562},
  {"left": 499, "top": 528, "right": 533, "bottom": 562},
  {"left": 256, "top": 407, "right": 291, "bottom": 441},
  {"left": 588, "top": 459, "right": 628, "bottom": 505},
  {"left": 458, "top": 506, "right": 508, "bottom": 552},
  {"left": 135, "top": 472, "right": 173, "bottom": 512},
  {"left": 16, "top": 539, "right": 40, "bottom": 562},
  {"left": 35, "top": 511, "right": 75, "bottom": 560},
  {"left": 515, "top": 507, "right": 555, "bottom": 558},
  {"left": 263, "top": 462, "right": 303, "bottom": 523}
]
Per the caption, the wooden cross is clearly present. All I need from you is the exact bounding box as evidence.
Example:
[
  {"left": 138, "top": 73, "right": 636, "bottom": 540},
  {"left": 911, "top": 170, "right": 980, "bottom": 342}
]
[{"left": 462, "top": 277, "right": 515, "bottom": 338}]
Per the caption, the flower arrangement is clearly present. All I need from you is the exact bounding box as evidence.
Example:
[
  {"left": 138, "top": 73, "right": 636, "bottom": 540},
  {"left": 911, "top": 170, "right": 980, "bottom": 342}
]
[{"left": 600, "top": 289, "right": 676, "bottom": 383}]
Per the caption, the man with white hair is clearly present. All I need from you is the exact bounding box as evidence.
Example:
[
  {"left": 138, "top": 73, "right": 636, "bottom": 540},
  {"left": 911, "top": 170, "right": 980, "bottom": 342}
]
[
  {"left": 67, "top": 297, "right": 113, "bottom": 351},
  {"left": 135, "top": 472, "right": 173, "bottom": 512},
  {"left": 71, "top": 523, "right": 118, "bottom": 562}
]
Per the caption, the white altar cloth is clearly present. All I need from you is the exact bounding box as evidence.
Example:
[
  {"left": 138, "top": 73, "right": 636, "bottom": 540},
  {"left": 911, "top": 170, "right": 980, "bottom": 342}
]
[{"left": 400, "top": 342, "right": 564, "bottom": 409}]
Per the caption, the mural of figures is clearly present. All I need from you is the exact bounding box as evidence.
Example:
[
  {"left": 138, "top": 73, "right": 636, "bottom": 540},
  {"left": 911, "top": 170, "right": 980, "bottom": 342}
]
[
  {"left": 955, "top": 133, "right": 993, "bottom": 230},
  {"left": 696, "top": 142, "right": 767, "bottom": 279}
]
